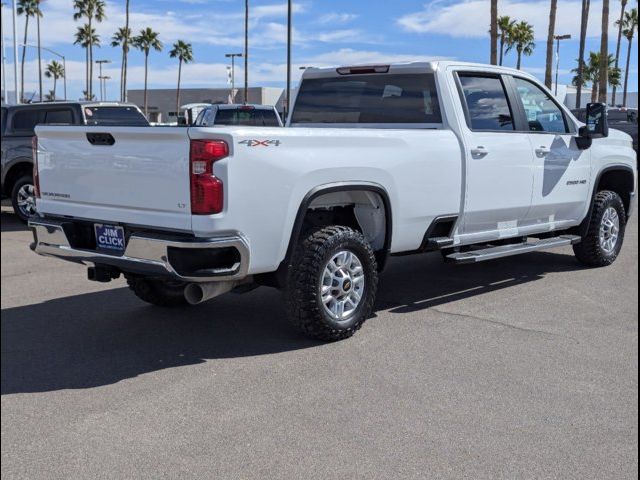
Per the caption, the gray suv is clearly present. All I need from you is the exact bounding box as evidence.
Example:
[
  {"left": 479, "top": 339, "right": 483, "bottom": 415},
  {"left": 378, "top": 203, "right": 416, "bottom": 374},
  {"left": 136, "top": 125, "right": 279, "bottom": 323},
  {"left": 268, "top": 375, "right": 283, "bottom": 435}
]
[{"left": 1, "top": 102, "right": 148, "bottom": 222}]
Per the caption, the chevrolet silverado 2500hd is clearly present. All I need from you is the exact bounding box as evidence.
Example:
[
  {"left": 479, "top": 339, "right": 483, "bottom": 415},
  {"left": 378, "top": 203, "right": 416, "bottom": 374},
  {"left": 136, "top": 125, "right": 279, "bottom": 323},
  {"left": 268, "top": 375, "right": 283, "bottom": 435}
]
[{"left": 29, "top": 62, "right": 637, "bottom": 341}]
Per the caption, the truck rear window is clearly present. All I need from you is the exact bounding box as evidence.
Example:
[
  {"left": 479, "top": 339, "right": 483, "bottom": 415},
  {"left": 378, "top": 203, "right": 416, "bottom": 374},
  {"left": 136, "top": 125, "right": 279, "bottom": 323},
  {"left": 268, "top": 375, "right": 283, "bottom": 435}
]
[
  {"left": 214, "top": 109, "right": 281, "bottom": 127},
  {"left": 83, "top": 106, "right": 149, "bottom": 126},
  {"left": 291, "top": 73, "right": 442, "bottom": 125}
]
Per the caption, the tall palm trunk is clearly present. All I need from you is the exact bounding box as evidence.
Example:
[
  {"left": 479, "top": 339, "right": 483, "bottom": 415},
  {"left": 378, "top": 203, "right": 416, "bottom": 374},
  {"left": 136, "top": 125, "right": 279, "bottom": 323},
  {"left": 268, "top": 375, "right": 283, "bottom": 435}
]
[
  {"left": 576, "top": 0, "right": 590, "bottom": 108},
  {"left": 88, "top": 17, "right": 93, "bottom": 100},
  {"left": 122, "top": 0, "right": 130, "bottom": 101},
  {"left": 598, "top": 0, "right": 610, "bottom": 103},
  {"left": 545, "top": 0, "right": 558, "bottom": 88},
  {"left": 37, "top": 14, "right": 42, "bottom": 101},
  {"left": 143, "top": 52, "right": 149, "bottom": 117},
  {"left": 622, "top": 36, "right": 632, "bottom": 107},
  {"left": 84, "top": 47, "right": 88, "bottom": 99},
  {"left": 591, "top": 84, "right": 598, "bottom": 102},
  {"left": 175, "top": 58, "right": 182, "bottom": 117},
  {"left": 52, "top": 76, "right": 57, "bottom": 100},
  {"left": 517, "top": 48, "right": 523, "bottom": 70},
  {"left": 20, "top": 16, "right": 29, "bottom": 102},
  {"left": 612, "top": 0, "right": 627, "bottom": 106},
  {"left": 490, "top": 0, "right": 498, "bottom": 65},
  {"left": 499, "top": 33, "right": 505, "bottom": 66}
]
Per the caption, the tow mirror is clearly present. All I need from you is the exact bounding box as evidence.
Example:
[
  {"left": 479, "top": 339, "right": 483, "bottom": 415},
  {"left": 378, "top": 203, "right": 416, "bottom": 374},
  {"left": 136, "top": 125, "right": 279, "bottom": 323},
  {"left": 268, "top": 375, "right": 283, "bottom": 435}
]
[
  {"left": 577, "top": 102, "right": 608, "bottom": 150},
  {"left": 585, "top": 102, "right": 609, "bottom": 138}
]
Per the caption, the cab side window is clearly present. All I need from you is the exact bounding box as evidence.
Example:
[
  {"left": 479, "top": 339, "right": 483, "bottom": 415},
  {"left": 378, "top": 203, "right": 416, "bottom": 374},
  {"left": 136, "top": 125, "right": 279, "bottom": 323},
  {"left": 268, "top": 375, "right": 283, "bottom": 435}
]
[
  {"left": 513, "top": 78, "right": 569, "bottom": 134},
  {"left": 11, "top": 110, "right": 43, "bottom": 135},
  {"left": 458, "top": 75, "right": 515, "bottom": 131}
]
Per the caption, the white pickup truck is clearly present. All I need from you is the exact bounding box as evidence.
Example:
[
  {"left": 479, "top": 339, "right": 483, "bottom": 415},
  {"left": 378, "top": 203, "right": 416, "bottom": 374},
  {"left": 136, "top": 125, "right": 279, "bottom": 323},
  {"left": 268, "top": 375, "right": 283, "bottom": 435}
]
[{"left": 30, "top": 61, "right": 637, "bottom": 341}]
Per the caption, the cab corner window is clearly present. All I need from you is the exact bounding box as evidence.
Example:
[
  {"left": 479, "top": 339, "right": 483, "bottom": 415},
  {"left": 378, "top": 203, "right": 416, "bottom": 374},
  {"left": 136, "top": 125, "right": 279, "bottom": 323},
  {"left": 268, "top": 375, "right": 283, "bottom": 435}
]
[
  {"left": 458, "top": 75, "right": 515, "bottom": 131},
  {"left": 513, "top": 77, "right": 569, "bottom": 134}
]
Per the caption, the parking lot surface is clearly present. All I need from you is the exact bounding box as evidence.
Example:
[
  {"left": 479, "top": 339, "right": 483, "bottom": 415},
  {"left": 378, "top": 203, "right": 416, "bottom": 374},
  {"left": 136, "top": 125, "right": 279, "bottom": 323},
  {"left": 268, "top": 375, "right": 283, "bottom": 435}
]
[{"left": 1, "top": 206, "right": 638, "bottom": 480}]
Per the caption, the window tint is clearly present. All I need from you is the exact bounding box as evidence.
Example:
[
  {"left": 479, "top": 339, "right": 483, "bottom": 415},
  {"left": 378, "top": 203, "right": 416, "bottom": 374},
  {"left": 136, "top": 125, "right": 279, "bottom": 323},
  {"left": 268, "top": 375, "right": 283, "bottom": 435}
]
[
  {"left": 83, "top": 106, "right": 149, "bottom": 126},
  {"left": 458, "top": 75, "right": 514, "bottom": 131},
  {"left": 44, "top": 109, "right": 74, "bottom": 124},
  {"left": 214, "top": 108, "right": 281, "bottom": 127},
  {"left": 12, "top": 109, "right": 42, "bottom": 134},
  {"left": 513, "top": 78, "right": 568, "bottom": 133},
  {"left": 291, "top": 74, "right": 442, "bottom": 125}
]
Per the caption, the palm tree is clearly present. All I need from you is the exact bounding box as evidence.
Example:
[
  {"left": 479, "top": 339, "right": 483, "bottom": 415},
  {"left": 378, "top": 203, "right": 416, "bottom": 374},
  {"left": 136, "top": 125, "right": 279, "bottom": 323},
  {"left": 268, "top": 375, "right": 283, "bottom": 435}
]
[
  {"left": 575, "top": 0, "right": 591, "bottom": 108},
  {"left": 507, "top": 21, "right": 535, "bottom": 69},
  {"left": 545, "top": 0, "right": 558, "bottom": 88},
  {"left": 169, "top": 40, "right": 194, "bottom": 117},
  {"left": 111, "top": 26, "right": 131, "bottom": 102},
  {"left": 490, "top": 0, "right": 498, "bottom": 65},
  {"left": 16, "top": 0, "right": 41, "bottom": 102},
  {"left": 572, "top": 52, "right": 621, "bottom": 102},
  {"left": 73, "top": 24, "right": 100, "bottom": 100},
  {"left": 612, "top": 0, "right": 628, "bottom": 106},
  {"left": 133, "top": 28, "right": 163, "bottom": 117},
  {"left": 498, "top": 16, "right": 516, "bottom": 66},
  {"left": 44, "top": 60, "right": 64, "bottom": 100},
  {"left": 73, "top": 0, "right": 106, "bottom": 101},
  {"left": 621, "top": 8, "right": 638, "bottom": 107},
  {"left": 123, "top": 0, "right": 130, "bottom": 101},
  {"left": 598, "top": 0, "right": 610, "bottom": 103}
]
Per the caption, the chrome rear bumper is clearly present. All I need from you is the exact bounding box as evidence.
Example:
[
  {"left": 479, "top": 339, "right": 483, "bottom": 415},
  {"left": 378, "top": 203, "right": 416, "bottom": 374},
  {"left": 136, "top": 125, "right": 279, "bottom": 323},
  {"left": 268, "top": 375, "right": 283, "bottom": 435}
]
[{"left": 29, "top": 218, "right": 249, "bottom": 283}]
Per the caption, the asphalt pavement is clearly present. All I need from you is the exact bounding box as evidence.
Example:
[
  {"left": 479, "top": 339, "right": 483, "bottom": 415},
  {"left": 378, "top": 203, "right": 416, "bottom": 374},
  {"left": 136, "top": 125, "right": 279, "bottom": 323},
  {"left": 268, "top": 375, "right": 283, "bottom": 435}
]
[{"left": 1, "top": 206, "right": 637, "bottom": 479}]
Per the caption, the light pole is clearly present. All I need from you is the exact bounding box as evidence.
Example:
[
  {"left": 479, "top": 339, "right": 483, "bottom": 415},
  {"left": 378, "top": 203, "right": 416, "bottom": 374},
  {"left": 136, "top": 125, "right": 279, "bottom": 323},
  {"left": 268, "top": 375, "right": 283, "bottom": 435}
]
[
  {"left": 11, "top": 0, "right": 19, "bottom": 103},
  {"left": 1, "top": 3, "right": 7, "bottom": 104},
  {"left": 95, "top": 59, "right": 111, "bottom": 101},
  {"left": 285, "top": 0, "right": 292, "bottom": 119},
  {"left": 554, "top": 34, "right": 571, "bottom": 96},
  {"left": 244, "top": 0, "right": 249, "bottom": 104},
  {"left": 99, "top": 75, "right": 111, "bottom": 101},
  {"left": 19, "top": 44, "right": 67, "bottom": 100},
  {"left": 225, "top": 53, "right": 242, "bottom": 104}
]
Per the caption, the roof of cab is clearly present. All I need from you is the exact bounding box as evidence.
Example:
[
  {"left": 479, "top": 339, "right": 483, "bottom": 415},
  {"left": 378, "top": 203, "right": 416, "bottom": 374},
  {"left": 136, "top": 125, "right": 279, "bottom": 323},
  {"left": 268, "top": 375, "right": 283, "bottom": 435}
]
[{"left": 301, "top": 61, "right": 536, "bottom": 81}]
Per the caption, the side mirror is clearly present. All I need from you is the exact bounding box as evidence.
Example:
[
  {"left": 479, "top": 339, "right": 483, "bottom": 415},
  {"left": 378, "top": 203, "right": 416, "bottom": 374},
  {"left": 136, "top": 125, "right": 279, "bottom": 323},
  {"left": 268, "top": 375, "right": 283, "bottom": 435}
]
[{"left": 585, "top": 102, "right": 609, "bottom": 138}]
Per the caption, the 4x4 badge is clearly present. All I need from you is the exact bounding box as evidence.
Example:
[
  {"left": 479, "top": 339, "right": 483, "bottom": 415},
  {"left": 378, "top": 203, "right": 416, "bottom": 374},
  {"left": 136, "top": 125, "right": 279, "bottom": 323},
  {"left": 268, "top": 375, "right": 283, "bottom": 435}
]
[{"left": 239, "top": 140, "right": 281, "bottom": 147}]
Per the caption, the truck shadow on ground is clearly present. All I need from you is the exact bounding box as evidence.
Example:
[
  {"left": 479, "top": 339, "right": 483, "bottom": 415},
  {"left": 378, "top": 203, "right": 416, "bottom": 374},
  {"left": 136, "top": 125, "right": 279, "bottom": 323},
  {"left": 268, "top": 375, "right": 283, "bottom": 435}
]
[
  {"left": 0, "top": 211, "right": 29, "bottom": 233},
  {"left": 1, "top": 250, "right": 584, "bottom": 395}
]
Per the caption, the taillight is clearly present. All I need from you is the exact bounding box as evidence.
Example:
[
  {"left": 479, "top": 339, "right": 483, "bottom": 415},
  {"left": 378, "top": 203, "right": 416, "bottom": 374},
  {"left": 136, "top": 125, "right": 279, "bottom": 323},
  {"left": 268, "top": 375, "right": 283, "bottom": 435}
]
[
  {"left": 32, "top": 136, "right": 40, "bottom": 198},
  {"left": 190, "top": 140, "right": 228, "bottom": 214}
]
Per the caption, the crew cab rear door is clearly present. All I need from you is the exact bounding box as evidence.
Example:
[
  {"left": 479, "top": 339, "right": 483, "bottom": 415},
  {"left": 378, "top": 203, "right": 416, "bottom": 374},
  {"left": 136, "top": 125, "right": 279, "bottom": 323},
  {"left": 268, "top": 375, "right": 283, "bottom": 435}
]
[{"left": 454, "top": 71, "right": 535, "bottom": 240}]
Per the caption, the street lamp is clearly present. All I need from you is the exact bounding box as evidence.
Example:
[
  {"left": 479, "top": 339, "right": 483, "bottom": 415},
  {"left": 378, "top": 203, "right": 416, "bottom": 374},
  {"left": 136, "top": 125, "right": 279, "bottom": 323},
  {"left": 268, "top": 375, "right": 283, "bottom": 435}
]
[
  {"left": 19, "top": 43, "right": 68, "bottom": 100},
  {"left": 1, "top": 3, "right": 7, "bottom": 104},
  {"left": 95, "top": 59, "right": 111, "bottom": 101},
  {"left": 11, "top": 0, "right": 19, "bottom": 103},
  {"left": 285, "top": 0, "right": 292, "bottom": 119},
  {"left": 244, "top": 0, "right": 249, "bottom": 104},
  {"left": 99, "top": 75, "right": 111, "bottom": 101},
  {"left": 225, "top": 53, "right": 243, "bottom": 103},
  {"left": 554, "top": 34, "right": 571, "bottom": 96}
]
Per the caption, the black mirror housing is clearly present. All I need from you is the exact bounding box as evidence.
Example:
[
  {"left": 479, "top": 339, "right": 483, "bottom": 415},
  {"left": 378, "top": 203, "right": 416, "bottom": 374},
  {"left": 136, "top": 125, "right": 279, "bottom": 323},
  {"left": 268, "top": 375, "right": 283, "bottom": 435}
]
[{"left": 585, "top": 102, "right": 609, "bottom": 138}]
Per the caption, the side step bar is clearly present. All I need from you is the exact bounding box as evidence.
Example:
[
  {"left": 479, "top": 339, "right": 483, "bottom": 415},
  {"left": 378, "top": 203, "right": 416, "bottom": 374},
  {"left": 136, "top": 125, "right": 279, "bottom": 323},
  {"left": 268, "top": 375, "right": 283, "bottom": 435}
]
[{"left": 445, "top": 235, "right": 581, "bottom": 264}]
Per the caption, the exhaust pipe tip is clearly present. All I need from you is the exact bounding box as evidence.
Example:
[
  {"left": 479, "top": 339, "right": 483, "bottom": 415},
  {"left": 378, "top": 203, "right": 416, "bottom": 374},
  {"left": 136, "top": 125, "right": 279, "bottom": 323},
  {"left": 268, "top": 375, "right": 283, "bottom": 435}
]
[
  {"left": 184, "top": 281, "right": 239, "bottom": 305},
  {"left": 184, "top": 283, "right": 206, "bottom": 305}
]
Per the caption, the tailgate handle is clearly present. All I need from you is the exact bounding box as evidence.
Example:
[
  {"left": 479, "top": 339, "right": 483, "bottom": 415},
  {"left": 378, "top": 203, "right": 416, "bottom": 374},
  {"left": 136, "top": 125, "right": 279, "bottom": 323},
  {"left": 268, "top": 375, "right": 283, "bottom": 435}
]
[{"left": 86, "top": 132, "right": 115, "bottom": 146}]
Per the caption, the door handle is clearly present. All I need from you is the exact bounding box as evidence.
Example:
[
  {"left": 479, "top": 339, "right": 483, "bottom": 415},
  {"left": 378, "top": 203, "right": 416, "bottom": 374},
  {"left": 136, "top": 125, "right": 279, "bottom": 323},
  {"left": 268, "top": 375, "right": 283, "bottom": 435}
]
[
  {"left": 535, "top": 146, "right": 551, "bottom": 157},
  {"left": 471, "top": 146, "right": 489, "bottom": 158}
]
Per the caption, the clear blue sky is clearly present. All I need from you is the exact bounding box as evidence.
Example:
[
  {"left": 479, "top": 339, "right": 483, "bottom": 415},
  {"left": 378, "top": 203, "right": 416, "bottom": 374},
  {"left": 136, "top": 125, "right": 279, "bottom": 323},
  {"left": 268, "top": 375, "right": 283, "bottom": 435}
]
[{"left": 2, "top": 0, "right": 638, "bottom": 101}]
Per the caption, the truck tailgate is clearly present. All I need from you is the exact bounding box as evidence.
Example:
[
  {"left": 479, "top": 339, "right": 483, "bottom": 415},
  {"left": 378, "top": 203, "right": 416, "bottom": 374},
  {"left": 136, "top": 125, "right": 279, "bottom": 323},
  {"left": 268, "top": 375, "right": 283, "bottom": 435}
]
[{"left": 35, "top": 126, "right": 192, "bottom": 231}]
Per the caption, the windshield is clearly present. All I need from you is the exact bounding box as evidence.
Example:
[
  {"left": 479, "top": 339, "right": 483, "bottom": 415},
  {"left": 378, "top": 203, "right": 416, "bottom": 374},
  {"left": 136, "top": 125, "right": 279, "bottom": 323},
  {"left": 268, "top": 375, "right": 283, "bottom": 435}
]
[
  {"left": 83, "top": 106, "right": 149, "bottom": 126},
  {"left": 291, "top": 73, "right": 442, "bottom": 125},
  {"left": 213, "top": 108, "right": 281, "bottom": 127}
]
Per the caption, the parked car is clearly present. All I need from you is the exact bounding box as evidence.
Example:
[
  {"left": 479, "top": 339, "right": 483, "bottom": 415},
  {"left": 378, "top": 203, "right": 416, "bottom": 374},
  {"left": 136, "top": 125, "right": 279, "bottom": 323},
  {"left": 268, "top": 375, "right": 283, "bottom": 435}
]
[
  {"left": 1, "top": 102, "right": 148, "bottom": 222},
  {"left": 30, "top": 62, "right": 636, "bottom": 341},
  {"left": 572, "top": 107, "right": 638, "bottom": 152},
  {"left": 194, "top": 104, "right": 283, "bottom": 127}
]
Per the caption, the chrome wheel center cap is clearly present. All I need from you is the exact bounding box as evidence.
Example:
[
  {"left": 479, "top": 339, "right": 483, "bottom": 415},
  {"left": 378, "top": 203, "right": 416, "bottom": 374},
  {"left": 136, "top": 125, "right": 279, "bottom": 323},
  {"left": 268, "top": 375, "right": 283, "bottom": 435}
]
[{"left": 320, "top": 250, "right": 365, "bottom": 322}]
